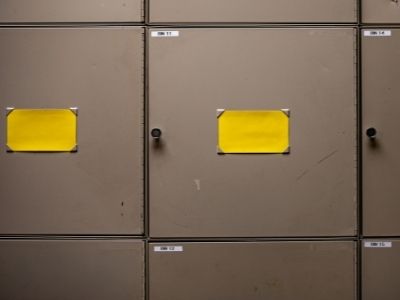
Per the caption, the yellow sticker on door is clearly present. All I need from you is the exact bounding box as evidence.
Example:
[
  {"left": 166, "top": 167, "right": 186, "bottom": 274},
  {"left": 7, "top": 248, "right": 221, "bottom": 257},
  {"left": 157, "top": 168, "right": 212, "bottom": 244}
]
[
  {"left": 6, "top": 108, "right": 78, "bottom": 152},
  {"left": 217, "top": 109, "right": 290, "bottom": 154}
]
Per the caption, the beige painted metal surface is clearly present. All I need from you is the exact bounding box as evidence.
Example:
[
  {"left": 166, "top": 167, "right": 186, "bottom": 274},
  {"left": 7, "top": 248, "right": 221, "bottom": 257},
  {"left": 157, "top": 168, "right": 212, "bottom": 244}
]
[
  {"left": 0, "top": 239, "right": 144, "bottom": 300},
  {"left": 363, "top": 239, "right": 400, "bottom": 300},
  {"left": 149, "top": 28, "right": 357, "bottom": 238},
  {"left": 362, "top": 0, "right": 400, "bottom": 23},
  {"left": 149, "top": 241, "right": 357, "bottom": 300},
  {"left": 0, "top": 28, "right": 144, "bottom": 234},
  {"left": 0, "top": 0, "right": 143, "bottom": 23},
  {"left": 149, "top": 0, "right": 357, "bottom": 23},
  {"left": 362, "top": 28, "right": 400, "bottom": 236}
]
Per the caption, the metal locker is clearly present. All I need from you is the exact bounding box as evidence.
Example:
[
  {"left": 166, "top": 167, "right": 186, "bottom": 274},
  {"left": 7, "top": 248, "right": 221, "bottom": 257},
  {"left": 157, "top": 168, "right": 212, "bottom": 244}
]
[
  {"left": 363, "top": 239, "right": 400, "bottom": 300},
  {"left": 362, "top": 28, "right": 400, "bottom": 236},
  {"left": 149, "top": 28, "right": 357, "bottom": 238},
  {"left": 362, "top": 0, "right": 400, "bottom": 23},
  {"left": 149, "top": 241, "right": 357, "bottom": 300},
  {"left": 0, "top": 239, "right": 144, "bottom": 300},
  {"left": 149, "top": 0, "right": 357, "bottom": 23},
  {"left": 0, "top": 28, "right": 144, "bottom": 235},
  {"left": 0, "top": 0, "right": 144, "bottom": 23}
]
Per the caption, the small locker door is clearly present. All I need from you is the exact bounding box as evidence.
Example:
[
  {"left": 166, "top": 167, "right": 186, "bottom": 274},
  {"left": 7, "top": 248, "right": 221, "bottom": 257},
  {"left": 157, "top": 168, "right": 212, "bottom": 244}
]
[
  {"left": 362, "top": 0, "right": 400, "bottom": 23},
  {"left": 0, "top": 28, "right": 144, "bottom": 234},
  {"left": 363, "top": 239, "right": 400, "bottom": 300},
  {"left": 149, "top": 0, "right": 357, "bottom": 23},
  {"left": 362, "top": 28, "right": 400, "bottom": 236},
  {"left": 0, "top": 0, "right": 143, "bottom": 23},
  {"left": 0, "top": 239, "right": 144, "bottom": 300},
  {"left": 149, "top": 28, "right": 357, "bottom": 238},
  {"left": 149, "top": 241, "right": 357, "bottom": 300}
]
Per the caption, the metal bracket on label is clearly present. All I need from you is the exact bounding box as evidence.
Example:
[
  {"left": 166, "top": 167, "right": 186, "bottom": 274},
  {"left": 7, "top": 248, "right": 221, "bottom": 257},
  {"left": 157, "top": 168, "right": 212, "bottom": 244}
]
[{"left": 216, "top": 109, "right": 225, "bottom": 118}]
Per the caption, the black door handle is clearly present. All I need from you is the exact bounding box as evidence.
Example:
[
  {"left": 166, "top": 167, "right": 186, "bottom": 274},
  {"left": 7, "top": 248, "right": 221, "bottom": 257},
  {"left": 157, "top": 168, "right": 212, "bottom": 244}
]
[
  {"left": 366, "top": 127, "right": 377, "bottom": 139},
  {"left": 151, "top": 128, "right": 162, "bottom": 140}
]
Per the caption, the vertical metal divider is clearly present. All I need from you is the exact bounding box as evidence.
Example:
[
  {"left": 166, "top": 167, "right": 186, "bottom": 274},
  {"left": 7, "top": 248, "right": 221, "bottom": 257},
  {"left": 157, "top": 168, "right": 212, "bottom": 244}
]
[
  {"left": 357, "top": 0, "right": 363, "bottom": 298},
  {"left": 144, "top": 0, "right": 150, "bottom": 295}
]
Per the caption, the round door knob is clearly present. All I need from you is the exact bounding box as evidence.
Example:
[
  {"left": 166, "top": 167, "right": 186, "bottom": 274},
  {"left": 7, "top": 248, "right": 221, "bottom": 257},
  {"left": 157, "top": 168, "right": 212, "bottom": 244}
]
[
  {"left": 366, "top": 127, "right": 377, "bottom": 139},
  {"left": 151, "top": 128, "right": 162, "bottom": 140}
]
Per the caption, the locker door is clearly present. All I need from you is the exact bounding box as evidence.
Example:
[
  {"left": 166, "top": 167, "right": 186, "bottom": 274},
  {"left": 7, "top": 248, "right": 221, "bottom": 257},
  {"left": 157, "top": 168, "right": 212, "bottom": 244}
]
[
  {"left": 149, "top": 0, "right": 357, "bottom": 23},
  {"left": 362, "top": 0, "right": 400, "bottom": 23},
  {"left": 0, "top": 0, "right": 143, "bottom": 23},
  {"left": 363, "top": 239, "right": 400, "bottom": 300},
  {"left": 0, "top": 28, "right": 144, "bottom": 235},
  {"left": 149, "top": 28, "right": 357, "bottom": 238},
  {"left": 0, "top": 239, "right": 144, "bottom": 300},
  {"left": 362, "top": 28, "right": 400, "bottom": 236},
  {"left": 149, "top": 241, "right": 356, "bottom": 300}
]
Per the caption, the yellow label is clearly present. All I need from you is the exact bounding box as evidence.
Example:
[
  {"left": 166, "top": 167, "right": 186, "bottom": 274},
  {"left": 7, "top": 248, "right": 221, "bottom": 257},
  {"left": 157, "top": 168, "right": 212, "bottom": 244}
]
[
  {"left": 7, "top": 108, "right": 77, "bottom": 152},
  {"left": 218, "top": 110, "right": 289, "bottom": 154}
]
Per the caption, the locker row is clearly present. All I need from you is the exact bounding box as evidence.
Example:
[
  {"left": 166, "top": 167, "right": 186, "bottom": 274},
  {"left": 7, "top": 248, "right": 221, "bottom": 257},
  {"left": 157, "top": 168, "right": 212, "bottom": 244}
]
[
  {"left": 1, "top": 0, "right": 400, "bottom": 24},
  {"left": 0, "top": 239, "right": 399, "bottom": 300},
  {"left": 0, "top": 27, "right": 398, "bottom": 237}
]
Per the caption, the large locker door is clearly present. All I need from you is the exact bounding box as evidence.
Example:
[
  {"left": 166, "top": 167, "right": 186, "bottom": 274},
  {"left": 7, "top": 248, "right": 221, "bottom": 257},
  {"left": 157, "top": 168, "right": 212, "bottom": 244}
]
[
  {"left": 362, "top": 28, "right": 400, "bottom": 236},
  {"left": 0, "top": 28, "right": 144, "bottom": 235},
  {"left": 149, "top": 28, "right": 357, "bottom": 238},
  {"left": 149, "top": 0, "right": 357, "bottom": 23},
  {"left": 0, "top": 239, "right": 144, "bottom": 300},
  {"left": 149, "top": 241, "right": 357, "bottom": 300},
  {"left": 0, "top": 0, "right": 143, "bottom": 23},
  {"left": 362, "top": 0, "right": 400, "bottom": 23},
  {"left": 363, "top": 239, "right": 400, "bottom": 300}
]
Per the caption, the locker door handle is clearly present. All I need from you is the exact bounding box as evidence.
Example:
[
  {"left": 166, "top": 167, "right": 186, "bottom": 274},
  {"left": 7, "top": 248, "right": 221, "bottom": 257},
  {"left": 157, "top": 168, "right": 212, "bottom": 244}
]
[
  {"left": 366, "top": 127, "right": 377, "bottom": 139},
  {"left": 151, "top": 128, "right": 162, "bottom": 140}
]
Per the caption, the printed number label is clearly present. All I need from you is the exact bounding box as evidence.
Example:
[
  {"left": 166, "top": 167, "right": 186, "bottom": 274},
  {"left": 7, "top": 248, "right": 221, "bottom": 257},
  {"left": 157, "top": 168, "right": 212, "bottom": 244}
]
[
  {"left": 364, "top": 241, "right": 392, "bottom": 248},
  {"left": 364, "top": 30, "right": 392, "bottom": 37},
  {"left": 151, "top": 31, "right": 180, "bottom": 38},
  {"left": 154, "top": 246, "right": 183, "bottom": 252}
]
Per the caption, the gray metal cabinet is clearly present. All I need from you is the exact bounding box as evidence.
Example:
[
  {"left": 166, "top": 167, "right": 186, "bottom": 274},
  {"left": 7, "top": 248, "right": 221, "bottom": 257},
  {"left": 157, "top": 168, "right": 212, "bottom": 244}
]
[
  {"left": 362, "top": 28, "right": 400, "bottom": 236},
  {"left": 362, "top": 0, "right": 400, "bottom": 23},
  {"left": 0, "top": 28, "right": 144, "bottom": 234},
  {"left": 0, "top": 239, "right": 144, "bottom": 300},
  {"left": 149, "top": 28, "right": 357, "bottom": 238},
  {"left": 149, "top": 241, "right": 357, "bottom": 300},
  {"left": 363, "top": 239, "right": 400, "bottom": 300},
  {"left": 0, "top": 0, "right": 143, "bottom": 23},
  {"left": 149, "top": 0, "right": 357, "bottom": 23}
]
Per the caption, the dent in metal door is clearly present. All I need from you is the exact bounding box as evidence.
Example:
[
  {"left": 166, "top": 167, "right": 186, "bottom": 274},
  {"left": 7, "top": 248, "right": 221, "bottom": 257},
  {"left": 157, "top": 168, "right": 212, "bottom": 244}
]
[
  {"left": 149, "top": 241, "right": 356, "bottom": 300},
  {"left": 362, "top": 28, "right": 400, "bottom": 236},
  {"left": 362, "top": 0, "right": 400, "bottom": 23},
  {"left": 0, "top": 28, "right": 144, "bottom": 234},
  {"left": 149, "top": 0, "right": 357, "bottom": 23},
  {"left": 0, "top": 0, "right": 144, "bottom": 23},
  {"left": 0, "top": 239, "right": 144, "bottom": 300},
  {"left": 363, "top": 239, "right": 400, "bottom": 300},
  {"left": 149, "top": 28, "right": 357, "bottom": 238}
]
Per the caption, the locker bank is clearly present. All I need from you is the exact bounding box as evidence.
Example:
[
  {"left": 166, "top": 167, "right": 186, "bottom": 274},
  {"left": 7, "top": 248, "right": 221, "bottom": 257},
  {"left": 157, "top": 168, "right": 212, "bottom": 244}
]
[
  {"left": 0, "top": 27, "right": 144, "bottom": 235},
  {"left": 2, "top": 0, "right": 400, "bottom": 299}
]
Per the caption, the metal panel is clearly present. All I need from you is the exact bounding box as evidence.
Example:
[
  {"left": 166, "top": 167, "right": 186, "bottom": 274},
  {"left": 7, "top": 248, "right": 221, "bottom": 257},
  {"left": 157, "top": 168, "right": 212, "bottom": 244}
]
[
  {"left": 363, "top": 239, "right": 400, "bottom": 300},
  {"left": 0, "top": 0, "right": 143, "bottom": 23},
  {"left": 0, "top": 239, "right": 144, "bottom": 300},
  {"left": 362, "top": 0, "right": 400, "bottom": 23},
  {"left": 149, "top": 28, "right": 357, "bottom": 237},
  {"left": 149, "top": 0, "right": 357, "bottom": 23},
  {"left": 0, "top": 28, "right": 144, "bottom": 234},
  {"left": 149, "top": 241, "right": 357, "bottom": 300},
  {"left": 362, "top": 28, "right": 400, "bottom": 236}
]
